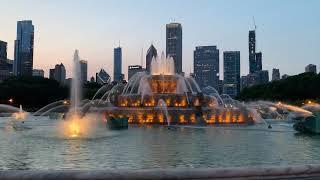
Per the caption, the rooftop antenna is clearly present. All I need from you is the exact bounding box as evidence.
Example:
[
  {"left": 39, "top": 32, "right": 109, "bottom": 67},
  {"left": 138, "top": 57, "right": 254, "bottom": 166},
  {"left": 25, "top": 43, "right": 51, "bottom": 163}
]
[
  {"left": 118, "top": 40, "right": 121, "bottom": 47},
  {"left": 253, "top": 16, "right": 258, "bottom": 50},
  {"left": 253, "top": 16, "right": 257, "bottom": 31}
]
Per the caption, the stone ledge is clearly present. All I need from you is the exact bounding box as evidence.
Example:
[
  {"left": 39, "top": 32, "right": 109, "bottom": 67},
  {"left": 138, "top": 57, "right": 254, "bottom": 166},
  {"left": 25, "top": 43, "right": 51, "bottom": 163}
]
[{"left": 1, "top": 165, "right": 320, "bottom": 179}]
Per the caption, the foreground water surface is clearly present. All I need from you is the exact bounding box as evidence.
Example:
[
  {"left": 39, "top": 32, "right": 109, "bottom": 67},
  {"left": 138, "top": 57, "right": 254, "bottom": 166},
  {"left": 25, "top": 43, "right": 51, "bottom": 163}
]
[{"left": 0, "top": 117, "right": 320, "bottom": 170}]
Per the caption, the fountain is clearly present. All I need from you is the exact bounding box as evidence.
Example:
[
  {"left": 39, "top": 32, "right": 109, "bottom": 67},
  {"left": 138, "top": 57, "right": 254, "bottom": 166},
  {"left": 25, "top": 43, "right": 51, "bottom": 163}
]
[
  {"left": 157, "top": 99, "right": 170, "bottom": 126},
  {"left": 61, "top": 50, "right": 88, "bottom": 137},
  {"left": 91, "top": 53, "right": 255, "bottom": 125}
]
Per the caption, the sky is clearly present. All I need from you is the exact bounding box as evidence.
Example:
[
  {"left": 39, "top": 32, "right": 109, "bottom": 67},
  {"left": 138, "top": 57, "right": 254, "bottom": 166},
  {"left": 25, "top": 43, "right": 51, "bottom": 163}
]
[{"left": 0, "top": 0, "right": 319, "bottom": 80}]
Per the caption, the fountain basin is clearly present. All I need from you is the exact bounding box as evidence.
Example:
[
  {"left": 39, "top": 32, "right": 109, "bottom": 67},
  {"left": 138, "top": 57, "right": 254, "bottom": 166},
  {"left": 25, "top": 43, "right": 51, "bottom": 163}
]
[
  {"left": 106, "top": 116, "right": 128, "bottom": 130},
  {"left": 294, "top": 112, "right": 320, "bottom": 134}
]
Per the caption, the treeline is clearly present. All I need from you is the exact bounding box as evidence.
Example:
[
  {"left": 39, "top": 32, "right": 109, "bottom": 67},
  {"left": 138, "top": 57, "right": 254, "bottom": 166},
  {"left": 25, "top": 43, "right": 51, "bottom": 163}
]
[
  {"left": 236, "top": 72, "right": 320, "bottom": 102},
  {"left": 0, "top": 76, "right": 102, "bottom": 110}
]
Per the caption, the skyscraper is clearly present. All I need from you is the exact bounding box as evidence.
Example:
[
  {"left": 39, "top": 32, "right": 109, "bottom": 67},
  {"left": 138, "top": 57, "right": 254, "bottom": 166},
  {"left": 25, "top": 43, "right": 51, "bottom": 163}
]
[
  {"left": 146, "top": 44, "right": 157, "bottom": 73},
  {"left": 193, "top": 46, "right": 220, "bottom": 90},
  {"left": 0, "top": 40, "right": 10, "bottom": 81},
  {"left": 14, "top": 20, "right": 34, "bottom": 76},
  {"left": 49, "top": 69, "right": 55, "bottom": 80},
  {"left": 114, "top": 46, "right": 122, "bottom": 81},
  {"left": 128, "top": 65, "right": 144, "bottom": 80},
  {"left": 249, "top": 30, "right": 262, "bottom": 74},
  {"left": 255, "top": 52, "right": 262, "bottom": 72},
  {"left": 0, "top": 40, "right": 7, "bottom": 61},
  {"left": 49, "top": 63, "right": 66, "bottom": 84},
  {"left": 96, "top": 68, "right": 110, "bottom": 85},
  {"left": 305, "top": 64, "right": 317, "bottom": 74},
  {"left": 223, "top": 51, "right": 240, "bottom": 98},
  {"left": 258, "top": 70, "right": 269, "bottom": 84},
  {"left": 55, "top": 63, "right": 66, "bottom": 84},
  {"left": 80, "top": 60, "right": 88, "bottom": 82},
  {"left": 166, "top": 23, "right": 182, "bottom": 74},
  {"left": 248, "top": 30, "right": 256, "bottom": 73},
  {"left": 272, "top": 68, "right": 280, "bottom": 81}
]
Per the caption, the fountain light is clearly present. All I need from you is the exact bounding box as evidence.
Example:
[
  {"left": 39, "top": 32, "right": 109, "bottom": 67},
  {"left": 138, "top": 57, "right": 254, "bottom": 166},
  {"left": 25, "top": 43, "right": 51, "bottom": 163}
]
[{"left": 8, "top": 98, "right": 13, "bottom": 103}]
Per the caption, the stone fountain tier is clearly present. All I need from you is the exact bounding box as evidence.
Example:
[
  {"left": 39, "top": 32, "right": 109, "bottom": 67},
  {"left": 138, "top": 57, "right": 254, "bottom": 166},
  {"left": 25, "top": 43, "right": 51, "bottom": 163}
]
[
  {"left": 116, "top": 93, "right": 214, "bottom": 107},
  {"left": 94, "top": 106, "right": 254, "bottom": 125}
]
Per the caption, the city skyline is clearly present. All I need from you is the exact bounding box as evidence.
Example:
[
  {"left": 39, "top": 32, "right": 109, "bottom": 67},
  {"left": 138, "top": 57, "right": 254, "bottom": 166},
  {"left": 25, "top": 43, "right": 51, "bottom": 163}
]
[{"left": 0, "top": 0, "right": 319, "bottom": 79}]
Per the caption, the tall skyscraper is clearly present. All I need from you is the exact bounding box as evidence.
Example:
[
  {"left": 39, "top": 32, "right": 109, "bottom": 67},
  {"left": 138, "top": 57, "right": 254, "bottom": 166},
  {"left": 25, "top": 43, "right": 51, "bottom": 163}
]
[
  {"left": 272, "top": 68, "right": 280, "bottom": 81},
  {"left": 14, "top": 20, "right": 34, "bottom": 76},
  {"left": 166, "top": 23, "right": 182, "bottom": 74},
  {"left": 193, "top": 46, "right": 220, "bottom": 90},
  {"left": 114, "top": 46, "right": 122, "bottom": 81},
  {"left": 248, "top": 30, "right": 262, "bottom": 74},
  {"left": 96, "top": 68, "right": 110, "bottom": 85},
  {"left": 248, "top": 30, "right": 256, "bottom": 73},
  {"left": 146, "top": 44, "right": 157, "bottom": 73},
  {"left": 305, "top": 64, "right": 317, "bottom": 74},
  {"left": 128, "top": 65, "right": 144, "bottom": 80},
  {"left": 80, "top": 60, "right": 88, "bottom": 82},
  {"left": 223, "top": 51, "right": 240, "bottom": 98},
  {"left": 0, "top": 40, "right": 7, "bottom": 61}
]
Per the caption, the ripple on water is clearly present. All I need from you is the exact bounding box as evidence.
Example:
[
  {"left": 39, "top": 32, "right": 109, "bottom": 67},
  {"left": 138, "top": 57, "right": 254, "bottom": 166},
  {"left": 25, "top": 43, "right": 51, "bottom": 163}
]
[{"left": 0, "top": 117, "right": 320, "bottom": 170}]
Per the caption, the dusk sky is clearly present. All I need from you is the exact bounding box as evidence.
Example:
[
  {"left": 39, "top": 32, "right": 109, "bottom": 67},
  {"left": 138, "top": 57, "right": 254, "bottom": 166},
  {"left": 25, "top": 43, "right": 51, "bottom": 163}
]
[{"left": 1, "top": 0, "right": 319, "bottom": 80}]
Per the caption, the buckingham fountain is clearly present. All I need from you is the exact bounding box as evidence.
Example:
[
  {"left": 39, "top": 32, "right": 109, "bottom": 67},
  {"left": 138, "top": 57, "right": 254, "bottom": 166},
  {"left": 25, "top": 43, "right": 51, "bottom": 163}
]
[{"left": 90, "top": 52, "right": 255, "bottom": 126}]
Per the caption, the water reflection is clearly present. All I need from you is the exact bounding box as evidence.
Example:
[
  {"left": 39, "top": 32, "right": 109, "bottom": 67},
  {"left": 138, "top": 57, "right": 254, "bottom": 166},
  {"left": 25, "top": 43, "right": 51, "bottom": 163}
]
[{"left": 0, "top": 118, "right": 320, "bottom": 170}]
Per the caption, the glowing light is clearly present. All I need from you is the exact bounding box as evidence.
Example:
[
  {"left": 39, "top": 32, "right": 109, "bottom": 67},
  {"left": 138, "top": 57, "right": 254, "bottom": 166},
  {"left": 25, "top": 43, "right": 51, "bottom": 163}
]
[
  {"left": 308, "top": 100, "right": 312, "bottom": 104},
  {"left": 13, "top": 112, "right": 26, "bottom": 120},
  {"left": 61, "top": 113, "right": 90, "bottom": 138},
  {"left": 8, "top": 98, "right": 13, "bottom": 103},
  {"left": 63, "top": 100, "right": 68, "bottom": 105}
]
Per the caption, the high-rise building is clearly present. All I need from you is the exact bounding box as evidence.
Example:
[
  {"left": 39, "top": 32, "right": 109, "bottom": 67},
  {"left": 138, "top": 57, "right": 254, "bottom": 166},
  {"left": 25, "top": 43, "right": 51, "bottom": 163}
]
[
  {"left": 55, "top": 63, "right": 66, "bottom": 84},
  {"left": 49, "top": 63, "right": 66, "bottom": 84},
  {"left": 146, "top": 44, "right": 157, "bottom": 73},
  {"left": 49, "top": 69, "right": 55, "bottom": 80},
  {"left": 272, "top": 68, "right": 280, "bottom": 81},
  {"left": 166, "top": 23, "right": 182, "bottom": 74},
  {"left": 240, "top": 76, "right": 248, "bottom": 90},
  {"left": 223, "top": 51, "right": 240, "bottom": 98},
  {"left": 255, "top": 52, "right": 262, "bottom": 72},
  {"left": 248, "top": 30, "right": 262, "bottom": 74},
  {"left": 0, "top": 41, "right": 11, "bottom": 81},
  {"left": 305, "top": 64, "right": 317, "bottom": 74},
  {"left": 0, "top": 40, "right": 7, "bottom": 61},
  {"left": 241, "top": 70, "right": 269, "bottom": 88},
  {"left": 258, "top": 70, "right": 269, "bottom": 84},
  {"left": 96, "top": 68, "right": 111, "bottom": 85},
  {"left": 80, "top": 60, "right": 88, "bottom": 82},
  {"left": 114, "top": 47, "right": 122, "bottom": 81},
  {"left": 193, "top": 46, "right": 220, "bottom": 90},
  {"left": 249, "top": 30, "right": 256, "bottom": 73},
  {"left": 128, "top": 65, "right": 145, "bottom": 80},
  {"left": 32, "top": 69, "right": 44, "bottom": 77},
  {"left": 14, "top": 20, "right": 34, "bottom": 76}
]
